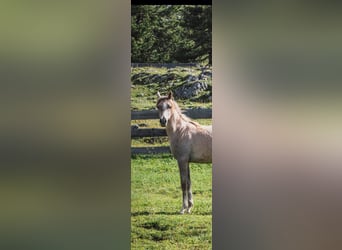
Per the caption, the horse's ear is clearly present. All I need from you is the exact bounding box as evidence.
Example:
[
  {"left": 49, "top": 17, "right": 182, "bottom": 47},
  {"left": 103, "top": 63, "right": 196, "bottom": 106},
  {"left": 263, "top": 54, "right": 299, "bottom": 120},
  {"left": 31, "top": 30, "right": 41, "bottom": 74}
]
[
  {"left": 157, "top": 91, "right": 161, "bottom": 99},
  {"left": 168, "top": 91, "right": 173, "bottom": 100}
]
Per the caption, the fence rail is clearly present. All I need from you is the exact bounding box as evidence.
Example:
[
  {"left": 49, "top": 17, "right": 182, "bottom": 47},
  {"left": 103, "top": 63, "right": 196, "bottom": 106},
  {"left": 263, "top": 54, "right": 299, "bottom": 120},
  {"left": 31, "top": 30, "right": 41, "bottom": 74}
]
[
  {"left": 131, "top": 108, "right": 211, "bottom": 154},
  {"left": 131, "top": 108, "right": 211, "bottom": 120},
  {"left": 131, "top": 128, "right": 166, "bottom": 138}
]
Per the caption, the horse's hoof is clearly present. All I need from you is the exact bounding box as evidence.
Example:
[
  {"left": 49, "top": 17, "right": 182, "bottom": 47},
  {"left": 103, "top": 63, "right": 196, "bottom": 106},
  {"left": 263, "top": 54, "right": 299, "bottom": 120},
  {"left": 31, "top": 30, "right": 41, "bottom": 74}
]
[
  {"left": 188, "top": 201, "right": 194, "bottom": 210},
  {"left": 180, "top": 207, "right": 192, "bottom": 214}
]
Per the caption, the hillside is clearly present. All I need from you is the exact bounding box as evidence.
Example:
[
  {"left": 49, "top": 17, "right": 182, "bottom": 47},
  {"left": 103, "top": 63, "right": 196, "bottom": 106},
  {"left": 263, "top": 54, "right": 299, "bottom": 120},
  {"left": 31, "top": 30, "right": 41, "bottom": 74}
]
[{"left": 131, "top": 66, "right": 212, "bottom": 111}]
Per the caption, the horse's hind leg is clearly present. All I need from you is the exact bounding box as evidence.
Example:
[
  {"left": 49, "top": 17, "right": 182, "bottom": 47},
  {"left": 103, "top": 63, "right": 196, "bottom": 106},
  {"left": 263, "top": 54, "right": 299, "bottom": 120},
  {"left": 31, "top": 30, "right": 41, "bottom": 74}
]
[{"left": 178, "top": 159, "right": 190, "bottom": 214}]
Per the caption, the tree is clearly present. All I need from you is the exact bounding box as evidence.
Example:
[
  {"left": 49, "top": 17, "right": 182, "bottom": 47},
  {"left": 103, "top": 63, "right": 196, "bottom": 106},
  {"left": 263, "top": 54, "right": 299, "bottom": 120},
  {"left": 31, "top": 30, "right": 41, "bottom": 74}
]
[
  {"left": 174, "top": 5, "right": 212, "bottom": 64},
  {"left": 131, "top": 5, "right": 212, "bottom": 64}
]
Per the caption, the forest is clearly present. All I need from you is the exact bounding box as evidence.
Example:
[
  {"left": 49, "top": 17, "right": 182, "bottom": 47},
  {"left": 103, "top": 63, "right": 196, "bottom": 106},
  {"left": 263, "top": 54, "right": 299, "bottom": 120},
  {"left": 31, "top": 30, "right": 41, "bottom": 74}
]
[{"left": 131, "top": 5, "right": 212, "bottom": 64}]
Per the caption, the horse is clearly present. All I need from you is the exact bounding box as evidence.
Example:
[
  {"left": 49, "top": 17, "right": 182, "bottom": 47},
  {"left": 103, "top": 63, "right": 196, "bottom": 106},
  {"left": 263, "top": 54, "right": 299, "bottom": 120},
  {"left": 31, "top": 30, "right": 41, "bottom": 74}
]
[{"left": 156, "top": 91, "right": 212, "bottom": 214}]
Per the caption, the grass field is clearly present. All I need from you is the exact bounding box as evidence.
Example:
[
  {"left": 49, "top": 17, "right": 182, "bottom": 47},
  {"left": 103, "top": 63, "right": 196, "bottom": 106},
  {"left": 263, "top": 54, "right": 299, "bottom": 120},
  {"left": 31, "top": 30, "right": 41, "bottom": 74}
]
[
  {"left": 131, "top": 66, "right": 212, "bottom": 249},
  {"left": 131, "top": 154, "right": 212, "bottom": 249}
]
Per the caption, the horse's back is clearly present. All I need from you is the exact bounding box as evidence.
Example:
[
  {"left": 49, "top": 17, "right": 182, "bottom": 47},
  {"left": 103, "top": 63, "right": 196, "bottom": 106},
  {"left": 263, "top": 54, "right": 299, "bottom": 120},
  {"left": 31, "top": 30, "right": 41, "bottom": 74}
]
[{"left": 203, "top": 125, "right": 212, "bottom": 134}]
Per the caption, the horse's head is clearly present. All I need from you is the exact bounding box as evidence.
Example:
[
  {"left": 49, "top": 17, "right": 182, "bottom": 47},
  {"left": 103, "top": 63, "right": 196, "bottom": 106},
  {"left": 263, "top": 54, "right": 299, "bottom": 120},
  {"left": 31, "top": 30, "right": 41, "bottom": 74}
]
[{"left": 156, "top": 91, "right": 174, "bottom": 127}]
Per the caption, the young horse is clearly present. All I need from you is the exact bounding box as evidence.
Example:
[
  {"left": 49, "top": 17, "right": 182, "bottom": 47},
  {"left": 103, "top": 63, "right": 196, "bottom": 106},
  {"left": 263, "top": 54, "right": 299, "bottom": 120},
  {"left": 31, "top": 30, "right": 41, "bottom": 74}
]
[{"left": 156, "top": 91, "right": 212, "bottom": 214}]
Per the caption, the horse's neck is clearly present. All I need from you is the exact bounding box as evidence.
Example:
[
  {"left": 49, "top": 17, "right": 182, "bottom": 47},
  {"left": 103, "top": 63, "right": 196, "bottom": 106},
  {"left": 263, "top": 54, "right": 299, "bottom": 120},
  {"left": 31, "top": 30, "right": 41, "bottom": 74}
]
[{"left": 167, "top": 108, "right": 191, "bottom": 136}]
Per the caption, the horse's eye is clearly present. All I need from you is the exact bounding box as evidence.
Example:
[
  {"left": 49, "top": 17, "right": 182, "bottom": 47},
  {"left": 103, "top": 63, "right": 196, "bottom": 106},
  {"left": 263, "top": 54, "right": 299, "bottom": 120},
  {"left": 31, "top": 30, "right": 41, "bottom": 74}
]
[{"left": 167, "top": 104, "right": 171, "bottom": 109}]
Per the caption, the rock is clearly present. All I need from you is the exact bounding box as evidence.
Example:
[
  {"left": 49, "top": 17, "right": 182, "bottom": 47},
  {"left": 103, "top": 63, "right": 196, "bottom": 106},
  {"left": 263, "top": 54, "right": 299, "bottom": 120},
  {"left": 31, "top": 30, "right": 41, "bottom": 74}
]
[
  {"left": 202, "top": 70, "right": 212, "bottom": 77},
  {"left": 173, "top": 80, "right": 209, "bottom": 99},
  {"left": 131, "top": 72, "right": 150, "bottom": 85},
  {"left": 199, "top": 73, "right": 211, "bottom": 80},
  {"left": 131, "top": 124, "right": 139, "bottom": 130},
  {"left": 190, "top": 92, "right": 212, "bottom": 102},
  {"left": 186, "top": 75, "right": 198, "bottom": 82},
  {"left": 150, "top": 74, "right": 161, "bottom": 82}
]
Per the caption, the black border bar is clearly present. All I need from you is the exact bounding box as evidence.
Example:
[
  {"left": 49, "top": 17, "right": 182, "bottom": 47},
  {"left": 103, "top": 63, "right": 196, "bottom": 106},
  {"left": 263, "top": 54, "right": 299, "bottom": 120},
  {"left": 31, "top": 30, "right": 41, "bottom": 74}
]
[{"left": 131, "top": 0, "right": 211, "bottom": 5}]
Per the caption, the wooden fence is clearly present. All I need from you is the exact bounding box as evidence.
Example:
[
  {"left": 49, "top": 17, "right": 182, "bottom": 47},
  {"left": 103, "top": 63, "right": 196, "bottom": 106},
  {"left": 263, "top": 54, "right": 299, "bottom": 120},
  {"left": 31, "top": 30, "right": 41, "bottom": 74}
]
[{"left": 131, "top": 108, "right": 212, "bottom": 154}]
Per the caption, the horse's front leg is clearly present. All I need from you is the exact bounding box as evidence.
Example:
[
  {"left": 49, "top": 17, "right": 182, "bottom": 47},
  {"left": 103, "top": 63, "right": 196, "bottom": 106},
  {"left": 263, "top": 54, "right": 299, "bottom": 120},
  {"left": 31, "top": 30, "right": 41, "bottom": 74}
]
[
  {"left": 178, "top": 159, "right": 192, "bottom": 214},
  {"left": 187, "top": 165, "right": 193, "bottom": 214}
]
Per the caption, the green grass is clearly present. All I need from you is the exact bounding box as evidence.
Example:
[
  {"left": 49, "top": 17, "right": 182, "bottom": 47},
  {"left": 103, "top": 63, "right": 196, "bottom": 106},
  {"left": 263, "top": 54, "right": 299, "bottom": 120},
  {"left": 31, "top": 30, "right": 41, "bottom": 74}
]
[
  {"left": 131, "top": 154, "right": 212, "bottom": 249},
  {"left": 131, "top": 66, "right": 212, "bottom": 249},
  {"left": 131, "top": 66, "right": 212, "bottom": 111},
  {"left": 131, "top": 84, "right": 212, "bottom": 111}
]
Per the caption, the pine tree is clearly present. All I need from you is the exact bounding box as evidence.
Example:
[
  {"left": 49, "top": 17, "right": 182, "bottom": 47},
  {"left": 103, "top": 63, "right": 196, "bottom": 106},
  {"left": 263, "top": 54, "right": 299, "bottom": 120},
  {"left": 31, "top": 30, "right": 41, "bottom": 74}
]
[{"left": 131, "top": 5, "right": 212, "bottom": 65}]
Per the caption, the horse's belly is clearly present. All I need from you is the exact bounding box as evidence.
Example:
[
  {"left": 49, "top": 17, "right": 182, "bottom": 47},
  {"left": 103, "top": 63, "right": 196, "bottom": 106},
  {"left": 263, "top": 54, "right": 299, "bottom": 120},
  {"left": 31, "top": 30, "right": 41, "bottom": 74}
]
[
  {"left": 169, "top": 128, "right": 212, "bottom": 163},
  {"left": 190, "top": 152, "right": 212, "bottom": 163},
  {"left": 190, "top": 142, "right": 212, "bottom": 163}
]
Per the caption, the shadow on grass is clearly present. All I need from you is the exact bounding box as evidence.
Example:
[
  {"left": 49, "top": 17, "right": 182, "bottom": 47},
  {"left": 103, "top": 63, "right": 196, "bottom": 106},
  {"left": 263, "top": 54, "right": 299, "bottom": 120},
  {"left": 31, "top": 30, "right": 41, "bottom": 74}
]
[
  {"left": 131, "top": 211, "right": 179, "bottom": 216},
  {"left": 131, "top": 153, "right": 173, "bottom": 160},
  {"left": 131, "top": 211, "right": 212, "bottom": 216}
]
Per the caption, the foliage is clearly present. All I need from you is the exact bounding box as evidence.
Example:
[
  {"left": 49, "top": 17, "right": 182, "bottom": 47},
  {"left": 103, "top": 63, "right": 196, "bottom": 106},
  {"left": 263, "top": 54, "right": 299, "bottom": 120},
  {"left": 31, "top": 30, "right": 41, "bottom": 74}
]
[
  {"left": 131, "top": 5, "right": 212, "bottom": 64},
  {"left": 174, "top": 6, "right": 212, "bottom": 64},
  {"left": 131, "top": 154, "right": 212, "bottom": 249}
]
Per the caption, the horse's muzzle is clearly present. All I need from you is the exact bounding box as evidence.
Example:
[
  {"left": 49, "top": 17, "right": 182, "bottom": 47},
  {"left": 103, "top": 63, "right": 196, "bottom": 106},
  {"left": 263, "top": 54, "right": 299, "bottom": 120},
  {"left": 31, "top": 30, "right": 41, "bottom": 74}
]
[{"left": 160, "top": 118, "right": 166, "bottom": 127}]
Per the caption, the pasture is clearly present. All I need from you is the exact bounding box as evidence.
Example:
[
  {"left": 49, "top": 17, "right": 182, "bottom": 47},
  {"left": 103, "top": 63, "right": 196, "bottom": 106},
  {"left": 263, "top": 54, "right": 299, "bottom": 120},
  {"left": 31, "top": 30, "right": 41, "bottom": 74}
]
[
  {"left": 131, "top": 154, "right": 212, "bottom": 249},
  {"left": 131, "top": 65, "right": 212, "bottom": 249}
]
